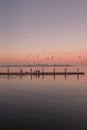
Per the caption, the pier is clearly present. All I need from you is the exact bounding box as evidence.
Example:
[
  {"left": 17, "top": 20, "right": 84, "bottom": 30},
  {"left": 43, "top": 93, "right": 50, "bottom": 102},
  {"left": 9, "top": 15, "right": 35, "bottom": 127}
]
[{"left": 0, "top": 68, "right": 85, "bottom": 76}]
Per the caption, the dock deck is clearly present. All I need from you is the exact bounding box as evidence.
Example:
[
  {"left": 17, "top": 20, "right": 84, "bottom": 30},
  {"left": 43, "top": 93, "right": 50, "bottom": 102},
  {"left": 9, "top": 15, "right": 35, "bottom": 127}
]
[{"left": 0, "top": 72, "right": 85, "bottom": 76}]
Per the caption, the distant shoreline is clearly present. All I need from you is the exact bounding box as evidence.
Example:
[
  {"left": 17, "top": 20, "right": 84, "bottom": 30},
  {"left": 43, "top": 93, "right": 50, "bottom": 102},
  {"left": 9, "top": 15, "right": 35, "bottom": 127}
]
[
  {"left": 0, "top": 64, "right": 77, "bottom": 67},
  {"left": 0, "top": 64, "right": 87, "bottom": 67}
]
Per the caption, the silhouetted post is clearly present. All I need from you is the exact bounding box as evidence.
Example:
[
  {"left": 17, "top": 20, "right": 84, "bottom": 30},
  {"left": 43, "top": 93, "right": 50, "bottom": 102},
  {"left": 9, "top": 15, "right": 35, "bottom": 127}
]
[
  {"left": 42, "top": 67, "right": 44, "bottom": 79},
  {"left": 53, "top": 68, "right": 55, "bottom": 74},
  {"left": 30, "top": 68, "right": 32, "bottom": 74},
  {"left": 7, "top": 68, "right": 9, "bottom": 74},
  {"left": 77, "top": 68, "right": 79, "bottom": 73},
  {"left": 37, "top": 70, "right": 40, "bottom": 77},
  {"left": 64, "top": 68, "right": 67, "bottom": 74},
  {"left": 20, "top": 68, "right": 23, "bottom": 74},
  {"left": 64, "top": 68, "right": 67, "bottom": 80},
  {"left": 42, "top": 68, "right": 44, "bottom": 74},
  {"left": 77, "top": 68, "right": 79, "bottom": 80}
]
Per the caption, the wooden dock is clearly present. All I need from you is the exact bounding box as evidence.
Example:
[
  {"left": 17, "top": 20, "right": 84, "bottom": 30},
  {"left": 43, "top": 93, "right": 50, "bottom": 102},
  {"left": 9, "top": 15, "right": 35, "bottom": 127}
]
[
  {"left": 0, "top": 72, "right": 85, "bottom": 76},
  {"left": 0, "top": 68, "right": 85, "bottom": 76}
]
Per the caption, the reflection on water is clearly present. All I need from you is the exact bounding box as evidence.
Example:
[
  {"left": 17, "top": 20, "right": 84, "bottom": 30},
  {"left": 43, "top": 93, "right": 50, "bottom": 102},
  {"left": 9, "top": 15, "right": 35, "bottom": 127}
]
[{"left": 0, "top": 66, "right": 87, "bottom": 129}]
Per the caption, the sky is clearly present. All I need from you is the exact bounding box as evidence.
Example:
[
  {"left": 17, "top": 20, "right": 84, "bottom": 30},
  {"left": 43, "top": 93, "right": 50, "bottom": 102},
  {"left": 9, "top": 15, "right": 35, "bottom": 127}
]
[{"left": 0, "top": 0, "right": 87, "bottom": 65}]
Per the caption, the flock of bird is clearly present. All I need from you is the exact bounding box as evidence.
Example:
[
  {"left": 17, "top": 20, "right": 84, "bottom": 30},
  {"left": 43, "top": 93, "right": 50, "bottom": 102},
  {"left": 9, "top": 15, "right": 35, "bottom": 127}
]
[{"left": 24, "top": 51, "right": 82, "bottom": 65}]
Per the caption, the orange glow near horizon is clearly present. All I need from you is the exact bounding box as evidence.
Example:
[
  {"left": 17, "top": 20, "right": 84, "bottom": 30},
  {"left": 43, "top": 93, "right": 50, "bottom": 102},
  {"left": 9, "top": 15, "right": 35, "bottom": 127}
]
[{"left": 0, "top": 51, "right": 87, "bottom": 65}]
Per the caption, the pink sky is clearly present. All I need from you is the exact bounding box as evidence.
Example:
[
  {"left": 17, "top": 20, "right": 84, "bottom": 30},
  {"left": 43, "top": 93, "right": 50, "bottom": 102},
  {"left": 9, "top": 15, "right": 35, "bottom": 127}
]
[{"left": 0, "top": 0, "right": 87, "bottom": 65}]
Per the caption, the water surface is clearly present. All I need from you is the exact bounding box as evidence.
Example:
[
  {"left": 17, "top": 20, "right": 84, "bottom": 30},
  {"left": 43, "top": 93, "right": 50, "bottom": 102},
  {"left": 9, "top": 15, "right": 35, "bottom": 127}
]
[{"left": 0, "top": 66, "right": 87, "bottom": 129}]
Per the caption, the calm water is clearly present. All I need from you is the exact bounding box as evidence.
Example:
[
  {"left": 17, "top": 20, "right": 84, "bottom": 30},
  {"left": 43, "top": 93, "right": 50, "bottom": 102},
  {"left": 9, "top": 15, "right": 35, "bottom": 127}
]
[{"left": 0, "top": 66, "right": 87, "bottom": 129}]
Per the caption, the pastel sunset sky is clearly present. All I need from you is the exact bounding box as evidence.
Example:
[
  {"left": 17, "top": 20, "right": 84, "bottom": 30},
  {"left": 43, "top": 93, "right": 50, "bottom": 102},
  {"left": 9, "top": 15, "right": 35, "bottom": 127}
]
[{"left": 0, "top": 0, "right": 87, "bottom": 65}]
